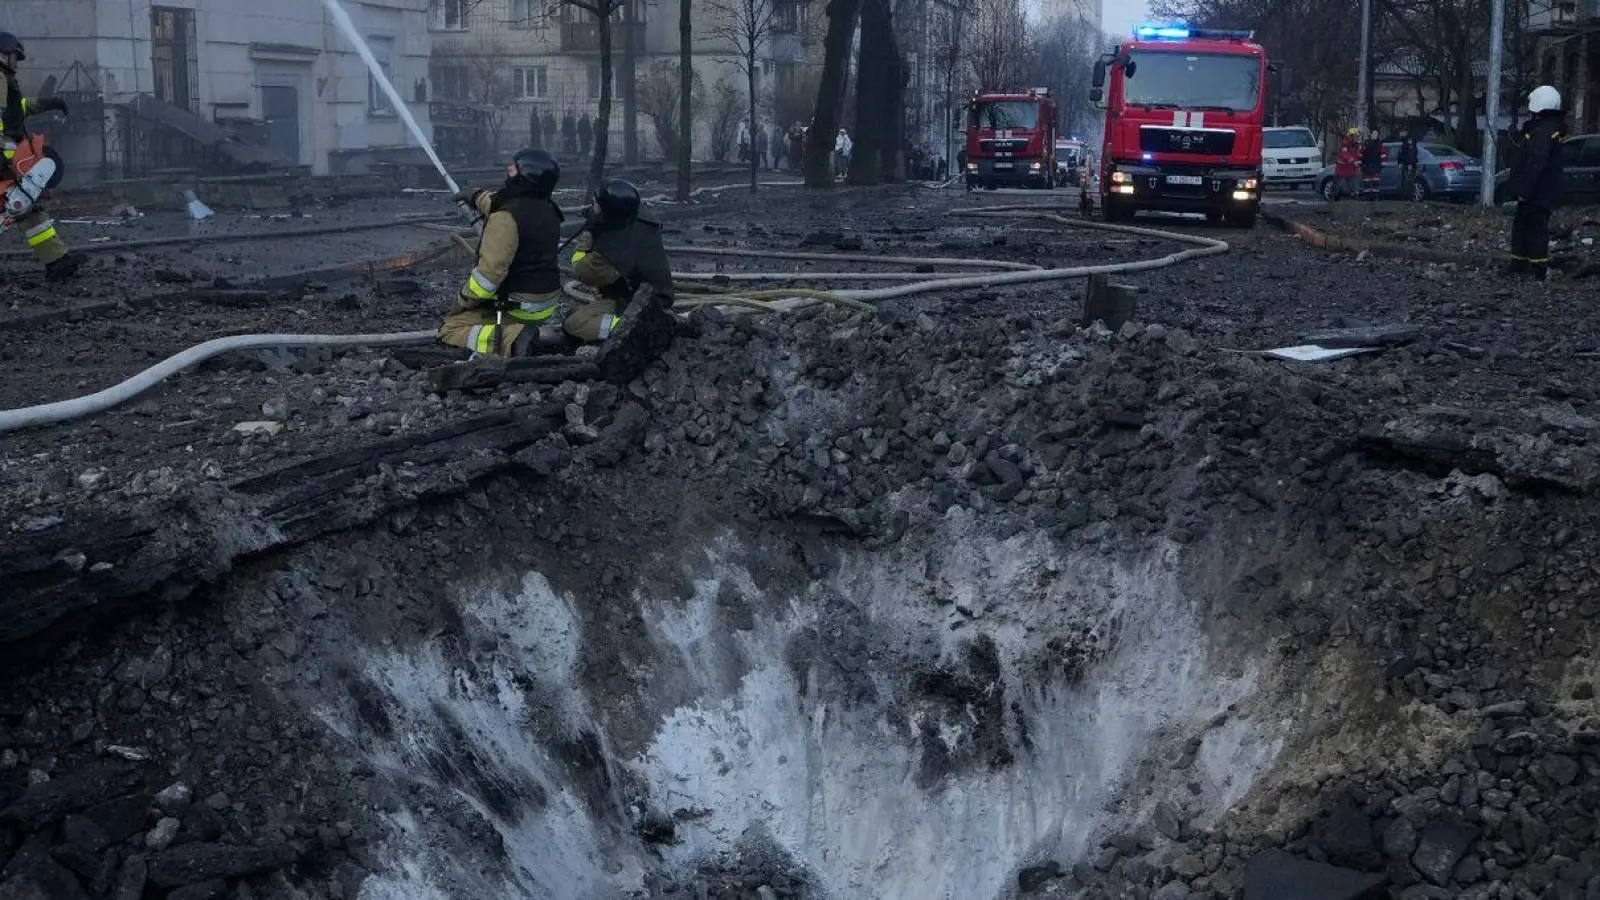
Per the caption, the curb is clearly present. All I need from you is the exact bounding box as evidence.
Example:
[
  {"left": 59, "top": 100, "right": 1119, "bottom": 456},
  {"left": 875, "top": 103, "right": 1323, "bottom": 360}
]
[{"left": 1260, "top": 209, "right": 1505, "bottom": 269}]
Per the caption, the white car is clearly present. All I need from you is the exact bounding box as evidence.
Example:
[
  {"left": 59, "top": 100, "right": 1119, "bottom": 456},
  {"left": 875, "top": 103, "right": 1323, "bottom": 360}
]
[{"left": 1262, "top": 126, "right": 1323, "bottom": 190}]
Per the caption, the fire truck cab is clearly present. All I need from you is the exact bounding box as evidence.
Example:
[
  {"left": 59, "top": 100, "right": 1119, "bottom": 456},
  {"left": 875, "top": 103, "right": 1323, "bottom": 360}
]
[
  {"left": 1091, "top": 23, "right": 1269, "bottom": 227},
  {"left": 965, "top": 88, "right": 1058, "bottom": 190}
]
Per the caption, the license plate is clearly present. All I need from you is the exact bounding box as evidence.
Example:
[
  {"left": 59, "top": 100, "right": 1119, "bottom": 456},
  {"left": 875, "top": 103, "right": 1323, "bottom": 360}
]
[
  {"left": 1464, "top": 166, "right": 1481, "bottom": 173},
  {"left": 1166, "top": 175, "right": 1202, "bottom": 185},
  {"left": 994, "top": 163, "right": 1013, "bottom": 170}
]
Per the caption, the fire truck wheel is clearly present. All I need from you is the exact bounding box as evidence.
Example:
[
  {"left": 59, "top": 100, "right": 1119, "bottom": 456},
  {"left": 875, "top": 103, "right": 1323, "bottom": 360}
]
[
  {"left": 1226, "top": 209, "right": 1258, "bottom": 229},
  {"left": 1205, "top": 212, "right": 1225, "bottom": 226},
  {"left": 1102, "top": 200, "right": 1132, "bottom": 224}
]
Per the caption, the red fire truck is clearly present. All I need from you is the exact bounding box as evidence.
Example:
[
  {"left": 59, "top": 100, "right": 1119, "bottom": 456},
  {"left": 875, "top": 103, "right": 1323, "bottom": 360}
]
[
  {"left": 1091, "top": 24, "right": 1270, "bottom": 227},
  {"left": 964, "top": 88, "right": 1057, "bottom": 190}
]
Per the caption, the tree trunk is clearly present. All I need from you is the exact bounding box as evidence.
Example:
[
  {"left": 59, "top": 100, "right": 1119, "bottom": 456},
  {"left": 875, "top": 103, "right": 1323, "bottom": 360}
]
[
  {"left": 879, "top": 24, "right": 907, "bottom": 183},
  {"left": 748, "top": 58, "right": 760, "bottom": 192},
  {"left": 1457, "top": 35, "right": 1478, "bottom": 155},
  {"left": 848, "top": 0, "right": 891, "bottom": 184},
  {"left": 804, "top": 0, "right": 863, "bottom": 187},
  {"left": 623, "top": 0, "right": 639, "bottom": 165},
  {"left": 593, "top": 9, "right": 614, "bottom": 189},
  {"left": 677, "top": 0, "right": 692, "bottom": 200}
]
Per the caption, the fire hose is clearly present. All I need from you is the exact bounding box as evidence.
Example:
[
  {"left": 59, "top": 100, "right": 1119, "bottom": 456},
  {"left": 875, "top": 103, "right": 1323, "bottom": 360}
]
[{"left": 0, "top": 203, "right": 1228, "bottom": 434}]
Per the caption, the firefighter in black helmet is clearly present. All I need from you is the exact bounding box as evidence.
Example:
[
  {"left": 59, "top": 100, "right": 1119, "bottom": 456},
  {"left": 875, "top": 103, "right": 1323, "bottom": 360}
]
[
  {"left": 566, "top": 179, "right": 674, "bottom": 345},
  {"left": 438, "top": 148, "right": 564, "bottom": 356},
  {"left": 0, "top": 32, "right": 80, "bottom": 281}
]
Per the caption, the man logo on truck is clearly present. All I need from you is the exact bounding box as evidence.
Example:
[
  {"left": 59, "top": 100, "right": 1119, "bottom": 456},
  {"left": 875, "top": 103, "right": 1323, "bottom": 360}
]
[{"left": 1090, "top": 23, "right": 1270, "bottom": 228}]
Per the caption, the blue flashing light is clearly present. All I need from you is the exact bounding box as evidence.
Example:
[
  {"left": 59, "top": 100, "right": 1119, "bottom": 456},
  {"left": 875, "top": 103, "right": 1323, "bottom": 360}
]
[
  {"left": 1134, "top": 23, "right": 1190, "bottom": 40},
  {"left": 1141, "top": 152, "right": 1153, "bottom": 161}
]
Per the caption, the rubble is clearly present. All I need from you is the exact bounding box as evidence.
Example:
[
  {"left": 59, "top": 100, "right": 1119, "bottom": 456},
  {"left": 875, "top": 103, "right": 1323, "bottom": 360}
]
[{"left": 2, "top": 187, "right": 1600, "bottom": 899}]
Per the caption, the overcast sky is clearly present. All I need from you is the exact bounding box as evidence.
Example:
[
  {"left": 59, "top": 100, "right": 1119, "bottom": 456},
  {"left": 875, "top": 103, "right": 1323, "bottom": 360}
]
[{"left": 1103, "top": 0, "right": 1154, "bottom": 38}]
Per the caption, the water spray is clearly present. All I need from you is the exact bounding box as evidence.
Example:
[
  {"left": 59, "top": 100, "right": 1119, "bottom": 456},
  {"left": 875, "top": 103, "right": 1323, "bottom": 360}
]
[{"left": 319, "top": 0, "right": 468, "bottom": 204}]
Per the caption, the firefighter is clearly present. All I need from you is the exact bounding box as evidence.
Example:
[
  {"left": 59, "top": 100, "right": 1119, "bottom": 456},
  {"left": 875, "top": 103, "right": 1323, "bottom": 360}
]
[
  {"left": 1334, "top": 127, "right": 1361, "bottom": 201},
  {"left": 1359, "top": 129, "right": 1385, "bottom": 200},
  {"left": 0, "top": 32, "right": 80, "bottom": 281},
  {"left": 438, "top": 148, "right": 563, "bottom": 356},
  {"left": 1397, "top": 135, "right": 1420, "bottom": 201},
  {"left": 1506, "top": 85, "right": 1568, "bottom": 281},
  {"left": 566, "top": 179, "right": 674, "bottom": 345}
]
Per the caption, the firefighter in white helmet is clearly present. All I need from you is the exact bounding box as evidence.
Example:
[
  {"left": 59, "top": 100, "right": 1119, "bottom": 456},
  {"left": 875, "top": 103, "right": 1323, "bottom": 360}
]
[{"left": 1506, "top": 85, "right": 1567, "bottom": 281}]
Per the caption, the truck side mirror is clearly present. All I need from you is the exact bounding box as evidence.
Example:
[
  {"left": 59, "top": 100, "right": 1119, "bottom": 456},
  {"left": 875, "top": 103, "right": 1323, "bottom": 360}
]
[
  {"left": 1089, "top": 87, "right": 1103, "bottom": 105},
  {"left": 1092, "top": 60, "right": 1106, "bottom": 88}
]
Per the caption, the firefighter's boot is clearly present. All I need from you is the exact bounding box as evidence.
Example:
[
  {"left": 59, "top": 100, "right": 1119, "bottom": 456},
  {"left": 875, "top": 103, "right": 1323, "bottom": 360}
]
[{"left": 45, "top": 250, "right": 82, "bottom": 281}]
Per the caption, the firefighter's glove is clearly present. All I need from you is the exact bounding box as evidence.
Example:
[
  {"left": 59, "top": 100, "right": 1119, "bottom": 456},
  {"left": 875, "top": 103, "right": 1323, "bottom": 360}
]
[{"left": 33, "top": 96, "right": 67, "bottom": 116}]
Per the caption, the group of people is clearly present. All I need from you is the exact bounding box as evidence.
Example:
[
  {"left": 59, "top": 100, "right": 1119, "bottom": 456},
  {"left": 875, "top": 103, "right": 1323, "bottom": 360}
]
[
  {"left": 1331, "top": 128, "right": 1406, "bottom": 202},
  {"left": 1327, "top": 83, "right": 1568, "bottom": 282},
  {"left": 528, "top": 110, "right": 602, "bottom": 160},
  {"left": 438, "top": 148, "right": 674, "bottom": 357}
]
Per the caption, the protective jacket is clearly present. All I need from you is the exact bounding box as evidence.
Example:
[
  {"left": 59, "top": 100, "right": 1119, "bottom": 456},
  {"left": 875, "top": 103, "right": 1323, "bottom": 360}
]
[
  {"left": 1334, "top": 135, "right": 1360, "bottom": 177},
  {"left": 460, "top": 184, "right": 564, "bottom": 319},
  {"left": 572, "top": 208, "right": 674, "bottom": 304},
  {"left": 1508, "top": 110, "right": 1567, "bottom": 209}
]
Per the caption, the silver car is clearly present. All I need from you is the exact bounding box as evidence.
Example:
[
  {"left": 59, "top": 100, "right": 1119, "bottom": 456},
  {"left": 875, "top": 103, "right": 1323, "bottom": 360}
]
[{"left": 1316, "top": 142, "right": 1484, "bottom": 201}]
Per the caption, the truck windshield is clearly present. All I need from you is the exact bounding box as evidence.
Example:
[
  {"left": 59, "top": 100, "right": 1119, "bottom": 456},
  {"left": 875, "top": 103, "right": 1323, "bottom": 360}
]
[
  {"left": 1124, "top": 51, "right": 1261, "bottom": 112},
  {"left": 972, "top": 101, "right": 1040, "bottom": 129}
]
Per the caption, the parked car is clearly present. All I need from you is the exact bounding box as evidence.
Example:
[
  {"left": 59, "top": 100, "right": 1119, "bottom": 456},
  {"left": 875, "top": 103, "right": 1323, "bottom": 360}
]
[
  {"left": 1490, "top": 133, "right": 1600, "bottom": 205},
  {"left": 1261, "top": 126, "right": 1323, "bottom": 190},
  {"left": 1315, "top": 142, "right": 1485, "bottom": 202}
]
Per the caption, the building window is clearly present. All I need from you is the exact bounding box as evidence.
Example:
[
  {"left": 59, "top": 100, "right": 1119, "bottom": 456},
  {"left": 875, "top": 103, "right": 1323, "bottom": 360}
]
[
  {"left": 368, "top": 36, "right": 396, "bottom": 116},
  {"left": 509, "top": 0, "right": 536, "bottom": 26},
  {"left": 151, "top": 6, "right": 199, "bottom": 112},
  {"left": 774, "top": 0, "right": 799, "bottom": 33},
  {"left": 432, "top": 64, "right": 469, "bottom": 102},
  {"left": 587, "top": 64, "right": 601, "bottom": 99},
  {"left": 431, "top": 0, "right": 470, "bottom": 31},
  {"left": 513, "top": 66, "right": 549, "bottom": 100}
]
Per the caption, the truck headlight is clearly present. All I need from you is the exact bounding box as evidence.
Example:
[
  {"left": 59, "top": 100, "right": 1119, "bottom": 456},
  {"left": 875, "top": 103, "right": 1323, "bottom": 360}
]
[
  {"left": 1241, "top": 177, "right": 1259, "bottom": 190},
  {"left": 1110, "top": 171, "right": 1129, "bottom": 184},
  {"left": 1030, "top": 161, "right": 1042, "bottom": 170}
]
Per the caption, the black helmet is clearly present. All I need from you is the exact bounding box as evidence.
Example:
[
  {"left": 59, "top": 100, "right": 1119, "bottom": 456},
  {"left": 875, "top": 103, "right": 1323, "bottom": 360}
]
[
  {"left": 594, "top": 180, "right": 641, "bottom": 223},
  {"left": 0, "top": 33, "right": 25, "bottom": 63},
  {"left": 509, "top": 148, "right": 559, "bottom": 198}
]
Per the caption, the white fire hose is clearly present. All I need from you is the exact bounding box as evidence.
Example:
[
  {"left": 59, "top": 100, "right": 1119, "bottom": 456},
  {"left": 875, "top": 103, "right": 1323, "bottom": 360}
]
[{"left": 0, "top": 203, "right": 1227, "bottom": 435}]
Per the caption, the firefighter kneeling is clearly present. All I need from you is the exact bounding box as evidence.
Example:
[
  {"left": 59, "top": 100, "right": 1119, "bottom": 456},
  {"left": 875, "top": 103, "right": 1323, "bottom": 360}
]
[
  {"left": 438, "top": 148, "right": 564, "bottom": 356},
  {"left": 566, "top": 180, "right": 675, "bottom": 360}
]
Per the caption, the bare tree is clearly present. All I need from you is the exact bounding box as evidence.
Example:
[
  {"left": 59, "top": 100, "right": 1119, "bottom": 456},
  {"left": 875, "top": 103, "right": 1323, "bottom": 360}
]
[
  {"left": 708, "top": 78, "right": 747, "bottom": 161},
  {"left": 1021, "top": 14, "right": 1099, "bottom": 137},
  {"left": 804, "top": 0, "right": 864, "bottom": 186},
  {"left": 708, "top": 0, "right": 780, "bottom": 191},
  {"left": 678, "top": 0, "right": 693, "bottom": 199},
  {"left": 967, "top": 0, "right": 1030, "bottom": 91},
  {"left": 638, "top": 59, "right": 704, "bottom": 159},
  {"left": 557, "top": 0, "right": 626, "bottom": 187},
  {"left": 468, "top": 56, "right": 511, "bottom": 152}
]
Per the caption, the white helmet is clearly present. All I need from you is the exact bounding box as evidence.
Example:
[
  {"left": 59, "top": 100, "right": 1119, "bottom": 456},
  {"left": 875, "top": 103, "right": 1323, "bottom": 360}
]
[{"left": 1529, "top": 85, "right": 1561, "bottom": 113}]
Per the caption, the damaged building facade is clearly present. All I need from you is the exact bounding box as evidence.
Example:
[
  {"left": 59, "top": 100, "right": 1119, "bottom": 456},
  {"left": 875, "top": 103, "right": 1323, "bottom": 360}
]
[
  {"left": 11, "top": 0, "right": 434, "bottom": 180},
  {"left": 1530, "top": 0, "right": 1600, "bottom": 133}
]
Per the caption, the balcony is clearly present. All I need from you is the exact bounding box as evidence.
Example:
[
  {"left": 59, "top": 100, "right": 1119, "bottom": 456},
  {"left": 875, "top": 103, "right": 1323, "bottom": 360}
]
[
  {"left": 560, "top": 21, "right": 647, "bottom": 53},
  {"left": 1529, "top": 0, "right": 1600, "bottom": 33}
]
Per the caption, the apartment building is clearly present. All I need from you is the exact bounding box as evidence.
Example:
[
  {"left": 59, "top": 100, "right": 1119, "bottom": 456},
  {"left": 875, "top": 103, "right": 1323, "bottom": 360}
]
[
  {"left": 425, "top": 0, "right": 821, "bottom": 161},
  {"left": 12, "top": 0, "right": 434, "bottom": 180},
  {"left": 1530, "top": 0, "right": 1600, "bottom": 133}
]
